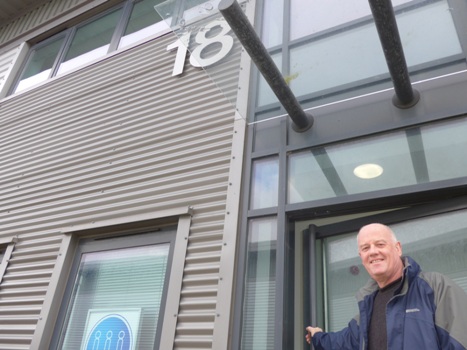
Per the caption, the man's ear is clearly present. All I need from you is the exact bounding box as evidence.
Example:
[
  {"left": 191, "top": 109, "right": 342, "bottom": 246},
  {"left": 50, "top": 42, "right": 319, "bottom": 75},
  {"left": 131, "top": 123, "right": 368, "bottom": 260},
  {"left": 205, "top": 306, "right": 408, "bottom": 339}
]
[{"left": 396, "top": 241, "right": 402, "bottom": 256}]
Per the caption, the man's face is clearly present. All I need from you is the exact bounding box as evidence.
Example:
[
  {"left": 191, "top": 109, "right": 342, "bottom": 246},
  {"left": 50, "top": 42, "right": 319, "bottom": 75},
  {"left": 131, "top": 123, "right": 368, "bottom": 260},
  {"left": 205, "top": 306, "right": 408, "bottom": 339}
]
[{"left": 358, "top": 224, "right": 403, "bottom": 287}]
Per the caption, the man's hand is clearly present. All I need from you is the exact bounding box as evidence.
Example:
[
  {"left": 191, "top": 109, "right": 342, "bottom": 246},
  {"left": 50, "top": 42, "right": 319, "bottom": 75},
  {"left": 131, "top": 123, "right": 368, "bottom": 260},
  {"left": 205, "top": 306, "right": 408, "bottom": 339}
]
[{"left": 305, "top": 326, "right": 323, "bottom": 344}]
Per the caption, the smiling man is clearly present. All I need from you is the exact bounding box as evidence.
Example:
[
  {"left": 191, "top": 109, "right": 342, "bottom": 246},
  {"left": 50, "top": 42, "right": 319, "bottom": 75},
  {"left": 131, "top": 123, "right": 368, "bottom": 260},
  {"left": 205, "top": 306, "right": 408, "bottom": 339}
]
[
  {"left": 357, "top": 224, "right": 404, "bottom": 288},
  {"left": 305, "top": 223, "right": 467, "bottom": 350}
]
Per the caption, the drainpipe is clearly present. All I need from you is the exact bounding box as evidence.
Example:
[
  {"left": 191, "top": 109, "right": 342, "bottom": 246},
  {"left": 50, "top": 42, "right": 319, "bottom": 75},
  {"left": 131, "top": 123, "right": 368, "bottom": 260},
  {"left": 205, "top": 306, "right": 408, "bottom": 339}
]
[
  {"left": 368, "top": 0, "right": 420, "bottom": 108},
  {"left": 219, "top": 0, "right": 314, "bottom": 132}
]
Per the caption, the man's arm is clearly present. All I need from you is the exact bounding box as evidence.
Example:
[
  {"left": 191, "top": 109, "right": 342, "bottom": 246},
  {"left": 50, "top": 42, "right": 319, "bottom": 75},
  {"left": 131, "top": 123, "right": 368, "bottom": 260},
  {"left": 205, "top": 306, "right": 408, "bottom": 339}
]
[
  {"left": 304, "top": 318, "right": 360, "bottom": 350},
  {"left": 305, "top": 326, "right": 323, "bottom": 344}
]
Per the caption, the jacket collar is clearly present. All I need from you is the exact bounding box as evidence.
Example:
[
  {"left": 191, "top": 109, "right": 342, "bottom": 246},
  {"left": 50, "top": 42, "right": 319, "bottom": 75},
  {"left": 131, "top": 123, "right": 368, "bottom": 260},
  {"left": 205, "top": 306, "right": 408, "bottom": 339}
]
[{"left": 356, "top": 256, "right": 420, "bottom": 301}]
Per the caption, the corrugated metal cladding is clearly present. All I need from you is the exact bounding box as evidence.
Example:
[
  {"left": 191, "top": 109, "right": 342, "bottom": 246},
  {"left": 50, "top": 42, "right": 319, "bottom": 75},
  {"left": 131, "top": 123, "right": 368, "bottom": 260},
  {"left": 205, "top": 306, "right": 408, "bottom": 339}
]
[
  {"left": 0, "top": 28, "right": 241, "bottom": 349},
  {"left": 0, "top": 45, "right": 19, "bottom": 91},
  {"left": 0, "top": 0, "right": 50, "bottom": 24},
  {"left": 0, "top": 0, "right": 88, "bottom": 45}
]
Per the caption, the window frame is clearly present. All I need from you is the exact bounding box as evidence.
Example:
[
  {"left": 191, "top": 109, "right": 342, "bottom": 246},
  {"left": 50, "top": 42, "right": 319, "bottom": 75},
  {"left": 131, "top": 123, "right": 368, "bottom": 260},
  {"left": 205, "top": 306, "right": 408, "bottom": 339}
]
[
  {"left": 7, "top": 0, "right": 169, "bottom": 96},
  {"left": 303, "top": 195, "right": 467, "bottom": 337},
  {"left": 30, "top": 207, "right": 193, "bottom": 349},
  {"left": 252, "top": 0, "right": 467, "bottom": 120},
  {"left": 53, "top": 5, "right": 126, "bottom": 77},
  {"left": 51, "top": 227, "right": 175, "bottom": 349},
  {"left": 0, "top": 236, "right": 18, "bottom": 285}
]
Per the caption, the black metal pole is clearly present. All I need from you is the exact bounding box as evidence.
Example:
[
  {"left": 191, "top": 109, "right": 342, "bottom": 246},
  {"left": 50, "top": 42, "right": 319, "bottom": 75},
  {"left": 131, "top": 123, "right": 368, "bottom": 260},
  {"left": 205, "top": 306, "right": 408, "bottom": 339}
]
[
  {"left": 218, "top": 0, "right": 314, "bottom": 132},
  {"left": 368, "top": 0, "right": 420, "bottom": 108}
]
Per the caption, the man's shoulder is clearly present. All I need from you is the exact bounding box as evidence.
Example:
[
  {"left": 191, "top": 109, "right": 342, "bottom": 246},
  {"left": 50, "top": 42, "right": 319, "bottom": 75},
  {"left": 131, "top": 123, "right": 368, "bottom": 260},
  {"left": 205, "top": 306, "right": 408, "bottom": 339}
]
[
  {"left": 419, "top": 270, "right": 443, "bottom": 278},
  {"left": 416, "top": 270, "right": 466, "bottom": 299},
  {"left": 418, "top": 270, "right": 452, "bottom": 286},
  {"left": 404, "top": 256, "right": 449, "bottom": 288}
]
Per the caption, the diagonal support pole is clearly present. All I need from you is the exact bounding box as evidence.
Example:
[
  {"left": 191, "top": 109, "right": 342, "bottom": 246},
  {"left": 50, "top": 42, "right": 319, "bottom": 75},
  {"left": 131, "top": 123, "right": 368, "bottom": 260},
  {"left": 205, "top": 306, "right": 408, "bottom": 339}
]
[
  {"left": 219, "top": 0, "right": 314, "bottom": 132},
  {"left": 368, "top": 0, "right": 420, "bottom": 108}
]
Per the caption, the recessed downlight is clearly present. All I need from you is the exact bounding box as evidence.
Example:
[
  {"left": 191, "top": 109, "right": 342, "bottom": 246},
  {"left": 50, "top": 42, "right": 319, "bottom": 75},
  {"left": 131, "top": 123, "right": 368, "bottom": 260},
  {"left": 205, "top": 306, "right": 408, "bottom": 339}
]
[{"left": 353, "top": 163, "right": 383, "bottom": 179}]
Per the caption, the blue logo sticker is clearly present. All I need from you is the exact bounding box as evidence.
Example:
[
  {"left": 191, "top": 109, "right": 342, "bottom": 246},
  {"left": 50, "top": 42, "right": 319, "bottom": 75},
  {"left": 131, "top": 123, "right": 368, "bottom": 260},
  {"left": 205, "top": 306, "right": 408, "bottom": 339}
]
[{"left": 85, "top": 314, "right": 133, "bottom": 350}]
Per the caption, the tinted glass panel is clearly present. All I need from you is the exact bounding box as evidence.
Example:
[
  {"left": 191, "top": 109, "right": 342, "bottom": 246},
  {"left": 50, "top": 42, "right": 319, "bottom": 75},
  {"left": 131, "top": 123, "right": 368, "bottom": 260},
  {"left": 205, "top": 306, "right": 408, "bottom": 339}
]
[
  {"left": 57, "top": 8, "right": 123, "bottom": 75},
  {"left": 288, "top": 1, "right": 462, "bottom": 99},
  {"left": 241, "top": 217, "right": 277, "bottom": 350},
  {"left": 288, "top": 132, "right": 415, "bottom": 203},
  {"left": 14, "top": 35, "right": 65, "bottom": 93},
  {"left": 10, "top": 0, "right": 172, "bottom": 95},
  {"left": 423, "top": 117, "right": 467, "bottom": 181},
  {"left": 290, "top": 0, "right": 411, "bottom": 40},
  {"left": 288, "top": 116, "right": 467, "bottom": 204},
  {"left": 255, "top": 0, "right": 466, "bottom": 117},
  {"left": 261, "top": 0, "right": 283, "bottom": 48},
  {"left": 250, "top": 157, "right": 279, "bottom": 209},
  {"left": 59, "top": 244, "right": 169, "bottom": 349},
  {"left": 119, "top": 0, "right": 167, "bottom": 48}
]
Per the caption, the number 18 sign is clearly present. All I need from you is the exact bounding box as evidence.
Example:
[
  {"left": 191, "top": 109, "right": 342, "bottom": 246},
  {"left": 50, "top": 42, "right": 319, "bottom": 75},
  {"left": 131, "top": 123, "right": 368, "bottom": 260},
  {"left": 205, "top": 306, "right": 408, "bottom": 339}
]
[
  {"left": 81, "top": 309, "right": 141, "bottom": 350},
  {"left": 168, "top": 19, "right": 235, "bottom": 76}
]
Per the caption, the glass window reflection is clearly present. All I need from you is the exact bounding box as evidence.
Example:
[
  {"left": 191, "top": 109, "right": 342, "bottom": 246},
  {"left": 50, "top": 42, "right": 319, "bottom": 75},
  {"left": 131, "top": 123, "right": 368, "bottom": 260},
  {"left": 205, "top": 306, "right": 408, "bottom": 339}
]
[
  {"left": 250, "top": 157, "right": 279, "bottom": 209},
  {"left": 14, "top": 35, "right": 65, "bottom": 93},
  {"left": 289, "top": 132, "right": 415, "bottom": 203},
  {"left": 261, "top": 0, "right": 284, "bottom": 48},
  {"left": 11, "top": 0, "right": 170, "bottom": 95},
  {"left": 290, "top": 0, "right": 410, "bottom": 40},
  {"left": 288, "top": 0, "right": 462, "bottom": 100},
  {"left": 288, "top": 116, "right": 467, "bottom": 204},
  {"left": 289, "top": 24, "right": 386, "bottom": 98},
  {"left": 288, "top": 151, "right": 336, "bottom": 203},
  {"left": 241, "top": 217, "right": 277, "bottom": 350},
  {"left": 422, "top": 117, "right": 467, "bottom": 181},
  {"left": 57, "top": 8, "right": 123, "bottom": 75},
  {"left": 59, "top": 244, "right": 169, "bottom": 348},
  {"left": 257, "top": 0, "right": 465, "bottom": 111},
  {"left": 119, "top": 0, "right": 168, "bottom": 49}
]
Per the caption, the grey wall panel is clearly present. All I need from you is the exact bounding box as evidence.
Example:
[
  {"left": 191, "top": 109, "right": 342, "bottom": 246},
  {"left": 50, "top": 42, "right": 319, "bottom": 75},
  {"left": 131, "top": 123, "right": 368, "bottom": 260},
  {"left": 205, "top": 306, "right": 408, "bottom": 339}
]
[
  {"left": 0, "top": 44, "right": 20, "bottom": 93},
  {"left": 0, "top": 0, "right": 106, "bottom": 47},
  {"left": 0, "top": 30, "right": 241, "bottom": 349},
  {"left": 0, "top": 0, "right": 49, "bottom": 24}
]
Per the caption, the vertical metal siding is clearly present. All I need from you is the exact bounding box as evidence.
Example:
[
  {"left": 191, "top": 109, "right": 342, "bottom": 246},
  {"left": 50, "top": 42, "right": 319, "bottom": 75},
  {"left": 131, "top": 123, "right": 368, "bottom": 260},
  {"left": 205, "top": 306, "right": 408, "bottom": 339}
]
[{"left": 0, "top": 30, "right": 241, "bottom": 350}]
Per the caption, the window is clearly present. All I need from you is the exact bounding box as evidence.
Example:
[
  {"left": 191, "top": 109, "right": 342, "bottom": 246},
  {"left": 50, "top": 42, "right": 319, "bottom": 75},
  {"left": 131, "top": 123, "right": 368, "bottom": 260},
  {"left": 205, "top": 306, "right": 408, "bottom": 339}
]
[
  {"left": 0, "top": 237, "right": 17, "bottom": 285},
  {"left": 256, "top": 0, "right": 467, "bottom": 115},
  {"left": 251, "top": 198, "right": 467, "bottom": 349},
  {"left": 56, "top": 8, "right": 124, "bottom": 76},
  {"left": 287, "top": 115, "right": 467, "bottom": 204},
  {"left": 10, "top": 0, "right": 167, "bottom": 95},
  {"left": 250, "top": 157, "right": 279, "bottom": 209},
  {"left": 241, "top": 217, "right": 277, "bottom": 350},
  {"left": 52, "top": 228, "right": 175, "bottom": 350},
  {"left": 119, "top": 0, "right": 170, "bottom": 49},
  {"left": 13, "top": 34, "right": 67, "bottom": 93}
]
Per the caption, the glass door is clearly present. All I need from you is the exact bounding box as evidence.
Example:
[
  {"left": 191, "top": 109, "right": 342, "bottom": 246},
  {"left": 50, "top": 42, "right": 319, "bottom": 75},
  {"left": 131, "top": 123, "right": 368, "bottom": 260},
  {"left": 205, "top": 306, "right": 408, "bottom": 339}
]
[{"left": 300, "top": 196, "right": 467, "bottom": 347}]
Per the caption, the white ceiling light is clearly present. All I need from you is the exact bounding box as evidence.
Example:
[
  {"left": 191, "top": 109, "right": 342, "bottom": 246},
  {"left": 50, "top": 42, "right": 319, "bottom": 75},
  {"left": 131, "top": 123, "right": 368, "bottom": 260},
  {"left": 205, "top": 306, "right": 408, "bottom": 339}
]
[{"left": 353, "top": 163, "right": 383, "bottom": 179}]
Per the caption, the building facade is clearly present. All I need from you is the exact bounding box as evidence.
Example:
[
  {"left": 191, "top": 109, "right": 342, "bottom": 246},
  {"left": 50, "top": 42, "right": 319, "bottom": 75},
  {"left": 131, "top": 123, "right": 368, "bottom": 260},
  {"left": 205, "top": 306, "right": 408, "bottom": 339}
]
[
  {"left": 1, "top": 0, "right": 467, "bottom": 350},
  {"left": 0, "top": 0, "right": 246, "bottom": 349}
]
